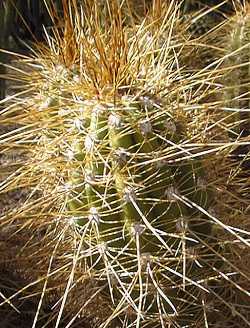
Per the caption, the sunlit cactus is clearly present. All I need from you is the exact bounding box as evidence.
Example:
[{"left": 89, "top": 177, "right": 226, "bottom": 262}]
[
  {"left": 0, "top": 1, "right": 250, "bottom": 327},
  {"left": 221, "top": 3, "right": 250, "bottom": 139}
]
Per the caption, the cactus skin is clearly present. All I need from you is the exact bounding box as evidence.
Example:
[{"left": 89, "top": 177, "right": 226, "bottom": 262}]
[
  {"left": 1, "top": 1, "right": 250, "bottom": 327},
  {"left": 63, "top": 94, "right": 213, "bottom": 321}
]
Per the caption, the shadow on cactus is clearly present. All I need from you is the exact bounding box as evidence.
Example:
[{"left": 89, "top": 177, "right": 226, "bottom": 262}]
[{"left": 0, "top": 1, "right": 250, "bottom": 327}]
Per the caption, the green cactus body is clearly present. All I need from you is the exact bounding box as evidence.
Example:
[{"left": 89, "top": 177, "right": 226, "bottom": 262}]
[
  {"left": 36, "top": 87, "right": 213, "bottom": 325},
  {"left": 223, "top": 8, "right": 250, "bottom": 138}
]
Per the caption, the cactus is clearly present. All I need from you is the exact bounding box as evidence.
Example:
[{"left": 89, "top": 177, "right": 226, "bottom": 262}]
[
  {"left": 1, "top": 1, "right": 250, "bottom": 327},
  {"left": 221, "top": 4, "right": 250, "bottom": 139},
  {"left": 207, "top": 3, "right": 250, "bottom": 171},
  {"left": 63, "top": 86, "right": 213, "bottom": 325}
]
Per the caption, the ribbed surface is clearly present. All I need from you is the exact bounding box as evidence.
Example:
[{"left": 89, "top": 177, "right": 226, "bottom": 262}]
[{"left": 59, "top": 95, "right": 213, "bottom": 319}]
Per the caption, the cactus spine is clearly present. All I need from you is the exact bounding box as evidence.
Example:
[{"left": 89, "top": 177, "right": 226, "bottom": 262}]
[{"left": 222, "top": 5, "right": 250, "bottom": 138}]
